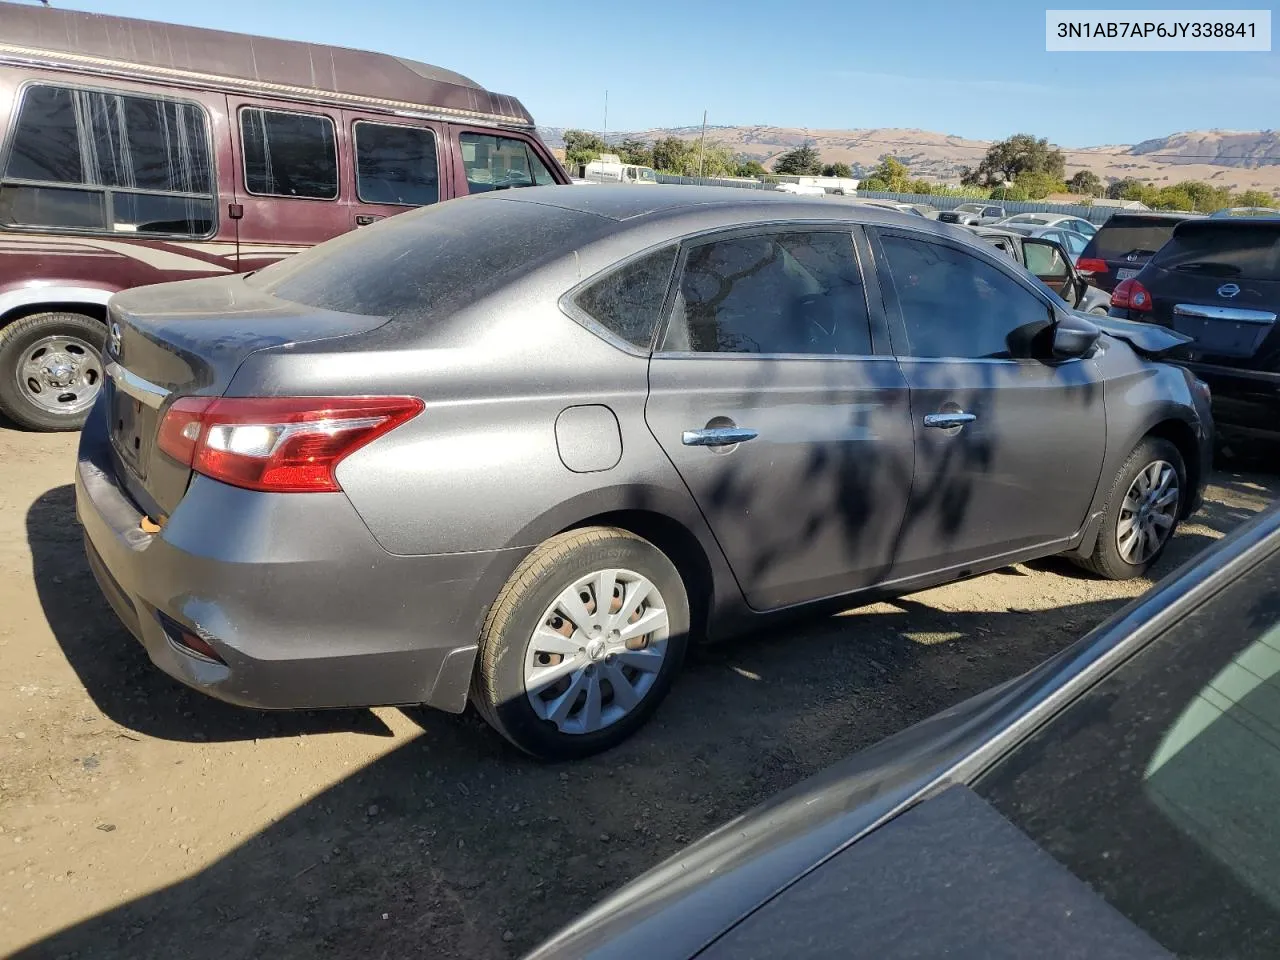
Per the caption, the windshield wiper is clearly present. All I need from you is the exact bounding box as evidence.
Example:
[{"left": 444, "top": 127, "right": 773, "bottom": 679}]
[{"left": 1173, "top": 261, "right": 1242, "bottom": 276}]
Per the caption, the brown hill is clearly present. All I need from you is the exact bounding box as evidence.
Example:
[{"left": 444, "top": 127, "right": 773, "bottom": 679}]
[{"left": 538, "top": 125, "right": 1280, "bottom": 196}]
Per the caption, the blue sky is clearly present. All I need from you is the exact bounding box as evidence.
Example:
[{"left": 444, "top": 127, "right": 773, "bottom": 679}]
[{"left": 56, "top": 0, "right": 1279, "bottom": 144}]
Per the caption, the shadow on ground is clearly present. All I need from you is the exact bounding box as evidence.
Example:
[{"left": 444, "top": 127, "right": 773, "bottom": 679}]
[
  {"left": 19, "top": 473, "right": 1275, "bottom": 960},
  {"left": 27, "top": 484, "right": 393, "bottom": 743}
]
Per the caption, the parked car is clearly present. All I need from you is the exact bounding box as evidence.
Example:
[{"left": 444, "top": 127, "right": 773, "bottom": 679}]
[
  {"left": 995, "top": 212, "right": 1098, "bottom": 239},
  {"left": 1108, "top": 217, "right": 1280, "bottom": 442},
  {"left": 1076, "top": 211, "right": 1203, "bottom": 295},
  {"left": 937, "top": 202, "right": 1006, "bottom": 226},
  {"left": 527, "top": 501, "right": 1280, "bottom": 960},
  {"left": 982, "top": 219, "right": 1092, "bottom": 265},
  {"left": 966, "top": 226, "right": 1111, "bottom": 314},
  {"left": 0, "top": 1, "right": 567, "bottom": 431},
  {"left": 1210, "top": 206, "right": 1280, "bottom": 218},
  {"left": 77, "top": 186, "right": 1212, "bottom": 761}
]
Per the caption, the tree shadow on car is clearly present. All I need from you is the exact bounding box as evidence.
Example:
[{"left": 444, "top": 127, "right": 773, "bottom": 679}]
[{"left": 26, "top": 484, "right": 392, "bottom": 743}]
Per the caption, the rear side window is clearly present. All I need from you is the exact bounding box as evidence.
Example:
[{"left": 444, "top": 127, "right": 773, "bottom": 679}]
[
  {"left": 354, "top": 122, "right": 439, "bottom": 207},
  {"left": 0, "top": 83, "right": 214, "bottom": 235},
  {"left": 460, "top": 133, "right": 555, "bottom": 193},
  {"left": 240, "top": 108, "right": 338, "bottom": 200},
  {"left": 661, "top": 231, "right": 873, "bottom": 356},
  {"left": 1086, "top": 217, "right": 1185, "bottom": 261},
  {"left": 1150, "top": 225, "right": 1280, "bottom": 282},
  {"left": 573, "top": 246, "right": 677, "bottom": 349}
]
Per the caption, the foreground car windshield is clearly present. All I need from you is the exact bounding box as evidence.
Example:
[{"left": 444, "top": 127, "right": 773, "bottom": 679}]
[{"left": 978, "top": 544, "right": 1280, "bottom": 959}]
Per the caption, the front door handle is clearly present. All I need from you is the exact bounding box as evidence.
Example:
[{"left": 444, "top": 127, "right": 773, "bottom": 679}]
[
  {"left": 682, "top": 427, "right": 758, "bottom": 447},
  {"left": 924, "top": 412, "right": 977, "bottom": 429}
]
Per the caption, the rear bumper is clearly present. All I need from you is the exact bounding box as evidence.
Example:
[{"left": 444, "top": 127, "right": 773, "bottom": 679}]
[{"left": 75, "top": 396, "right": 527, "bottom": 713}]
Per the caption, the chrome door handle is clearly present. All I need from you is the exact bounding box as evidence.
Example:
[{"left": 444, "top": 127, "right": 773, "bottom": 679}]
[
  {"left": 924, "top": 412, "right": 977, "bottom": 429},
  {"left": 682, "top": 427, "right": 758, "bottom": 447}
]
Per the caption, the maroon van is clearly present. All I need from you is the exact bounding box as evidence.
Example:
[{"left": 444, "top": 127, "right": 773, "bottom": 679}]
[{"left": 0, "top": 1, "right": 568, "bottom": 430}]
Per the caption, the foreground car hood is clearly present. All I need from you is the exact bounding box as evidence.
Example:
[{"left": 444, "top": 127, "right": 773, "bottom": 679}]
[{"left": 1089, "top": 313, "right": 1193, "bottom": 360}]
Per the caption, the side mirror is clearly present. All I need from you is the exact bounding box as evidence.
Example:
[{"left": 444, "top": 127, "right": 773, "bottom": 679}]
[{"left": 1052, "top": 312, "right": 1101, "bottom": 359}]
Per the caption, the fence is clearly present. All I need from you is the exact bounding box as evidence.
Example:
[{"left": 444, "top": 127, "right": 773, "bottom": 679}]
[{"left": 654, "top": 174, "right": 1119, "bottom": 223}]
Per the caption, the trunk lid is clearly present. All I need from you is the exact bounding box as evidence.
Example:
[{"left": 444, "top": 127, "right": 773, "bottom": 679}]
[
  {"left": 105, "top": 274, "right": 392, "bottom": 518},
  {"left": 1139, "top": 220, "right": 1280, "bottom": 370}
]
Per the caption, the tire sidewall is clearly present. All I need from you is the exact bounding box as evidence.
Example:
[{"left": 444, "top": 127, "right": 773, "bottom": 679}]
[
  {"left": 487, "top": 536, "right": 689, "bottom": 760},
  {"left": 1099, "top": 437, "right": 1186, "bottom": 576},
  {"left": 0, "top": 313, "right": 106, "bottom": 432}
]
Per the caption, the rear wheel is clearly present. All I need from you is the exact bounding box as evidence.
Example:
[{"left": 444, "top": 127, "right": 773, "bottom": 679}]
[
  {"left": 1074, "top": 437, "right": 1185, "bottom": 580},
  {"left": 0, "top": 312, "right": 105, "bottom": 431},
  {"left": 471, "top": 527, "right": 689, "bottom": 760}
]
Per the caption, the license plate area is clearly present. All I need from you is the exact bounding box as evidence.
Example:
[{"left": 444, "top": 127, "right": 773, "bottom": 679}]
[
  {"left": 1116, "top": 267, "right": 1139, "bottom": 281},
  {"left": 108, "top": 380, "right": 155, "bottom": 479}
]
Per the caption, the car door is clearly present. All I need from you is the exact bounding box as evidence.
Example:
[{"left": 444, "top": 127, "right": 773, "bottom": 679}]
[
  {"left": 227, "top": 98, "right": 351, "bottom": 270},
  {"left": 644, "top": 226, "right": 915, "bottom": 611},
  {"left": 867, "top": 227, "right": 1107, "bottom": 578},
  {"left": 1023, "top": 236, "right": 1076, "bottom": 301},
  {"left": 344, "top": 113, "right": 446, "bottom": 231}
]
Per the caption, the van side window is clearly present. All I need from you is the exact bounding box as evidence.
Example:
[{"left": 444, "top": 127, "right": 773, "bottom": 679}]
[
  {"left": 240, "top": 108, "right": 338, "bottom": 200},
  {"left": 354, "top": 122, "right": 439, "bottom": 207},
  {"left": 0, "top": 83, "right": 215, "bottom": 236},
  {"left": 459, "top": 133, "right": 555, "bottom": 193}
]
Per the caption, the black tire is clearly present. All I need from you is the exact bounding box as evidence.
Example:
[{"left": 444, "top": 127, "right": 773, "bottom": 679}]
[
  {"left": 1088, "top": 306, "right": 1109, "bottom": 315},
  {"left": 1073, "top": 437, "right": 1186, "bottom": 580},
  {"left": 471, "top": 527, "right": 689, "bottom": 761},
  {"left": 0, "top": 312, "right": 106, "bottom": 432}
]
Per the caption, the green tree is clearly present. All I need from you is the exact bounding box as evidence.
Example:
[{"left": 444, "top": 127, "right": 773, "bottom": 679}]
[
  {"left": 616, "top": 138, "right": 653, "bottom": 167},
  {"left": 1067, "top": 170, "right": 1103, "bottom": 196},
  {"left": 563, "top": 129, "right": 607, "bottom": 169},
  {"left": 1179, "top": 181, "right": 1232, "bottom": 212},
  {"left": 1108, "top": 177, "right": 1144, "bottom": 200},
  {"left": 822, "top": 162, "right": 853, "bottom": 178},
  {"left": 860, "top": 155, "right": 911, "bottom": 192},
  {"left": 652, "top": 136, "right": 694, "bottom": 174},
  {"left": 1014, "top": 170, "right": 1068, "bottom": 200},
  {"left": 773, "top": 143, "right": 823, "bottom": 176},
  {"left": 906, "top": 178, "right": 935, "bottom": 195},
  {"left": 1236, "top": 189, "right": 1276, "bottom": 208},
  {"left": 961, "top": 133, "right": 1065, "bottom": 188},
  {"left": 736, "top": 159, "right": 767, "bottom": 178}
]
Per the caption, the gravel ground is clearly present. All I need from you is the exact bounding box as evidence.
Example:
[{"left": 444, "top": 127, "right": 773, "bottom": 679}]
[{"left": 1, "top": 424, "right": 1275, "bottom": 959}]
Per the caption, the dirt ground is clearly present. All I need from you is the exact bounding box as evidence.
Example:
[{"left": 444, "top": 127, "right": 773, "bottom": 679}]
[{"left": 1, "top": 423, "right": 1275, "bottom": 960}]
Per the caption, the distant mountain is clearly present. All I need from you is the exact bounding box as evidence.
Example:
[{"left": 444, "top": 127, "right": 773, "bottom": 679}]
[{"left": 538, "top": 125, "right": 1280, "bottom": 195}]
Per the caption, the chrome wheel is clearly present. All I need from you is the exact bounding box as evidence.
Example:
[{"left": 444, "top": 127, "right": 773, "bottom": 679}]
[
  {"left": 524, "top": 568, "right": 669, "bottom": 735},
  {"left": 1116, "top": 460, "right": 1180, "bottom": 565},
  {"left": 17, "top": 335, "right": 103, "bottom": 416}
]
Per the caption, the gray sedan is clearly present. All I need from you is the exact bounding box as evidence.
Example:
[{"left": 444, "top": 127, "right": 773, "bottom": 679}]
[{"left": 77, "top": 186, "right": 1213, "bottom": 760}]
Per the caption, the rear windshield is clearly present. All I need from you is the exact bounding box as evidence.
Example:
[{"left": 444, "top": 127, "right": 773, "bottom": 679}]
[
  {"left": 1150, "top": 224, "right": 1280, "bottom": 281},
  {"left": 248, "top": 196, "right": 609, "bottom": 321},
  {"left": 1086, "top": 217, "right": 1186, "bottom": 261}
]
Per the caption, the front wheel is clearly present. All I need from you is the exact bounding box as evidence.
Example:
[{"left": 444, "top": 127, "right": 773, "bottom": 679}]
[
  {"left": 0, "top": 312, "right": 105, "bottom": 431},
  {"left": 1074, "top": 437, "right": 1186, "bottom": 580},
  {"left": 471, "top": 527, "right": 689, "bottom": 760}
]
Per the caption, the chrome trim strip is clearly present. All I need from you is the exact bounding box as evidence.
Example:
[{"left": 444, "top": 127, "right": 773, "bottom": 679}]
[
  {"left": 106, "top": 362, "right": 168, "bottom": 410},
  {"left": 1174, "top": 303, "right": 1277, "bottom": 323}
]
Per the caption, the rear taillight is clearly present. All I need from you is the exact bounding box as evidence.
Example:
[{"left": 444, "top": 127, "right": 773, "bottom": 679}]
[
  {"left": 1112, "top": 278, "right": 1153, "bottom": 312},
  {"left": 157, "top": 396, "right": 424, "bottom": 493},
  {"left": 1076, "top": 257, "right": 1109, "bottom": 275}
]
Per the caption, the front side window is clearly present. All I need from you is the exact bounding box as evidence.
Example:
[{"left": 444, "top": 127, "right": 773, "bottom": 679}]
[
  {"left": 240, "top": 108, "right": 338, "bottom": 200},
  {"left": 573, "top": 246, "right": 677, "bottom": 349},
  {"left": 878, "top": 233, "right": 1053, "bottom": 359},
  {"left": 460, "top": 133, "right": 555, "bottom": 193},
  {"left": 1, "top": 83, "right": 214, "bottom": 235},
  {"left": 660, "top": 231, "right": 873, "bottom": 356},
  {"left": 354, "top": 122, "right": 439, "bottom": 207},
  {"left": 978, "top": 549, "right": 1280, "bottom": 959}
]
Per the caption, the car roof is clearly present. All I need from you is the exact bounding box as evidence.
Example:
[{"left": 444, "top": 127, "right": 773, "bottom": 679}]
[{"left": 498, "top": 184, "right": 928, "bottom": 226}]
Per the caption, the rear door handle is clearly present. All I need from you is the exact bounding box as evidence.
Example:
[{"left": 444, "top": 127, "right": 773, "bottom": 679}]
[
  {"left": 682, "top": 427, "right": 758, "bottom": 447},
  {"left": 924, "top": 412, "right": 977, "bottom": 429},
  {"left": 355, "top": 215, "right": 384, "bottom": 226}
]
